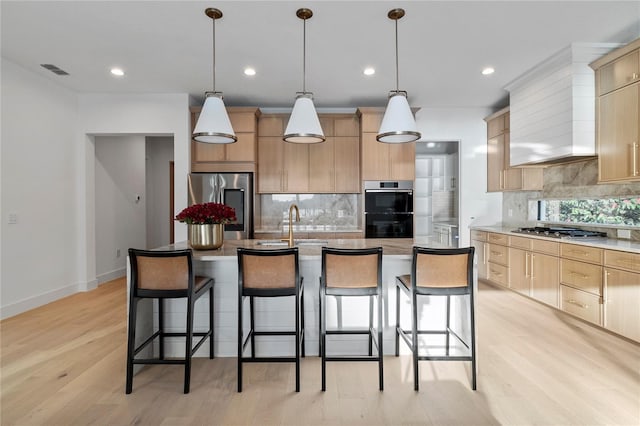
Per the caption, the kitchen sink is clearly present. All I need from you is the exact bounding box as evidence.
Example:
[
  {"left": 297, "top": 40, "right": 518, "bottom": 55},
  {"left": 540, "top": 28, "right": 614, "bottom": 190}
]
[{"left": 256, "top": 239, "right": 329, "bottom": 246}]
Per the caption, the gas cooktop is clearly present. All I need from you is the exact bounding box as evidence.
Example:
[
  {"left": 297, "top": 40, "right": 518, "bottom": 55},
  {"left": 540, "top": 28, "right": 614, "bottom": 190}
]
[{"left": 511, "top": 226, "right": 607, "bottom": 239}]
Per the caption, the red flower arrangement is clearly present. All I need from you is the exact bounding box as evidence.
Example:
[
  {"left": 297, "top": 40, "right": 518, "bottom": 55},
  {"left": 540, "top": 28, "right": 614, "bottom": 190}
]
[{"left": 175, "top": 202, "right": 236, "bottom": 225}]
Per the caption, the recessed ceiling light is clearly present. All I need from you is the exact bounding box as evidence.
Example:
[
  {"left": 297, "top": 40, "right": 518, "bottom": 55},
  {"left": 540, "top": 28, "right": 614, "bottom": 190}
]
[
  {"left": 244, "top": 67, "right": 256, "bottom": 76},
  {"left": 363, "top": 67, "right": 375, "bottom": 76},
  {"left": 482, "top": 67, "right": 495, "bottom": 75},
  {"left": 110, "top": 67, "right": 125, "bottom": 77}
]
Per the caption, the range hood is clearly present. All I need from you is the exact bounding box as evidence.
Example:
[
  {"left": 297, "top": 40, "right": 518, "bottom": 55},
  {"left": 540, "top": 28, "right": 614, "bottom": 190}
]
[{"left": 505, "top": 43, "right": 621, "bottom": 166}]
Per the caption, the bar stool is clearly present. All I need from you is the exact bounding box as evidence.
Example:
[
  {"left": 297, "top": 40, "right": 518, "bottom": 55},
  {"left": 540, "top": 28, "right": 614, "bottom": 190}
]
[
  {"left": 395, "top": 246, "right": 476, "bottom": 391},
  {"left": 126, "top": 249, "right": 214, "bottom": 394},
  {"left": 320, "top": 247, "right": 384, "bottom": 391},
  {"left": 237, "top": 247, "right": 305, "bottom": 392}
]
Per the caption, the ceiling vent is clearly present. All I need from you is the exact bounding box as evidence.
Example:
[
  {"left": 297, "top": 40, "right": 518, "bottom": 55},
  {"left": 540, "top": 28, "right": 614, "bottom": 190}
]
[{"left": 40, "top": 64, "right": 69, "bottom": 76}]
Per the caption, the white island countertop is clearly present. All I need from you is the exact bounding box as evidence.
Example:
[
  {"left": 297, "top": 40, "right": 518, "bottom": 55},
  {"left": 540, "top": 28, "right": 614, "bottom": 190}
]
[{"left": 159, "top": 237, "right": 448, "bottom": 260}]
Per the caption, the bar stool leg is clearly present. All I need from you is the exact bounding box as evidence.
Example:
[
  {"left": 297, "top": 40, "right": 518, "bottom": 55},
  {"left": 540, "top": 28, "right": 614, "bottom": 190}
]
[
  {"left": 395, "top": 283, "right": 400, "bottom": 357},
  {"left": 321, "top": 284, "right": 326, "bottom": 391},
  {"left": 237, "top": 294, "right": 243, "bottom": 393},
  {"left": 295, "top": 289, "right": 301, "bottom": 392},
  {"left": 445, "top": 295, "right": 451, "bottom": 356},
  {"left": 209, "top": 287, "right": 214, "bottom": 359},
  {"left": 470, "top": 292, "right": 477, "bottom": 390},
  {"left": 184, "top": 295, "right": 194, "bottom": 394},
  {"left": 412, "top": 291, "right": 419, "bottom": 391},
  {"left": 378, "top": 293, "right": 384, "bottom": 391},
  {"left": 125, "top": 297, "right": 138, "bottom": 394},
  {"left": 159, "top": 299, "right": 165, "bottom": 360},
  {"left": 368, "top": 295, "right": 374, "bottom": 356},
  {"left": 301, "top": 284, "right": 305, "bottom": 357},
  {"left": 250, "top": 296, "right": 256, "bottom": 358}
]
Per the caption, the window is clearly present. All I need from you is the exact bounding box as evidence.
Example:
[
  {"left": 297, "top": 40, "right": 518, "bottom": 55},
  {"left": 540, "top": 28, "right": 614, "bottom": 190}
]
[{"left": 539, "top": 197, "right": 640, "bottom": 227}]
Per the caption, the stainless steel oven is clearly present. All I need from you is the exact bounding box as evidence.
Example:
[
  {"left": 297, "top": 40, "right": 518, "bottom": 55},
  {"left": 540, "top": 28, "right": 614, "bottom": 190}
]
[{"left": 364, "top": 181, "right": 413, "bottom": 238}]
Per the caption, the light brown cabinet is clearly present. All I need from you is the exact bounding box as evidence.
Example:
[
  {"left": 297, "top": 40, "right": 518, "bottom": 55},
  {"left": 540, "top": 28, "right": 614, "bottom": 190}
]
[
  {"left": 190, "top": 107, "right": 260, "bottom": 172},
  {"left": 257, "top": 113, "right": 360, "bottom": 193},
  {"left": 591, "top": 38, "right": 640, "bottom": 183},
  {"left": 470, "top": 230, "right": 488, "bottom": 281},
  {"left": 486, "top": 232, "right": 509, "bottom": 287},
  {"left": 357, "top": 108, "right": 415, "bottom": 181},
  {"left": 559, "top": 243, "right": 604, "bottom": 326},
  {"left": 604, "top": 249, "right": 640, "bottom": 342},
  {"left": 507, "top": 236, "right": 559, "bottom": 306},
  {"left": 485, "top": 108, "right": 543, "bottom": 192}
]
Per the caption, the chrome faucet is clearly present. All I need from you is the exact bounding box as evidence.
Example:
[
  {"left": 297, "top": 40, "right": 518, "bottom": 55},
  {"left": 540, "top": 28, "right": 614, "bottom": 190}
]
[{"left": 282, "top": 204, "right": 300, "bottom": 248}]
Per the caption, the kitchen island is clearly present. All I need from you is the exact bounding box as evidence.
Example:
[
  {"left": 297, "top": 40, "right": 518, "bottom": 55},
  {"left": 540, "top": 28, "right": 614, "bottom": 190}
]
[{"left": 133, "top": 237, "right": 473, "bottom": 358}]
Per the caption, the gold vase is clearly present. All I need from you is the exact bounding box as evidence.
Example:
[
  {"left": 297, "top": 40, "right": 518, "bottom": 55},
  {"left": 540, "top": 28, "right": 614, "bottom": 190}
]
[{"left": 189, "top": 224, "right": 224, "bottom": 250}]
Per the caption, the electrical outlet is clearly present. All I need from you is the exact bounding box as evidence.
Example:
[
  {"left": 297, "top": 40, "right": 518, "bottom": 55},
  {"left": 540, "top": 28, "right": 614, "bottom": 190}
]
[
  {"left": 116, "top": 248, "right": 121, "bottom": 258},
  {"left": 8, "top": 213, "right": 18, "bottom": 224},
  {"left": 617, "top": 229, "right": 631, "bottom": 239}
]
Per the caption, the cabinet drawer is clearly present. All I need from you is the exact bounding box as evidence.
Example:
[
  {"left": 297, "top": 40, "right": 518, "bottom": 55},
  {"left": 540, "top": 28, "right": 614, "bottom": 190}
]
[
  {"left": 488, "top": 262, "right": 508, "bottom": 287},
  {"left": 561, "top": 244, "right": 603, "bottom": 264},
  {"left": 531, "top": 239, "right": 559, "bottom": 256},
  {"left": 471, "top": 230, "right": 487, "bottom": 242},
  {"left": 487, "top": 243, "right": 509, "bottom": 266},
  {"left": 560, "top": 259, "right": 603, "bottom": 295},
  {"left": 509, "top": 235, "right": 531, "bottom": 250},
  {"left": 604, "top": 250, "right": 640, "bottom": 273},
  {"left": 598, "top": 50, "right": 640, "bottom": 95},
  {"left": 487, "top": 232, "right": 508, "bottom": 245},
  {"left": 560, "top": 285, "right": 602, "bottom": 325}
]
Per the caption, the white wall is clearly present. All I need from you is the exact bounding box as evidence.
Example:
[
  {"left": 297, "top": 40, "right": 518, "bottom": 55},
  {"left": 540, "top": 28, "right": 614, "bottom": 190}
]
[
  {"left": 77, "top": 93, "right": 190, "bottom": 293},
  {"left": 95, "top": 136, "right": 147, "bottom": 283},
  {"left": 145, "top": 136, "right": 174, "bottom": 249},
  {"left": 415, "top": 107, "right": 503, "bottom": 247},
  {"left": 1, "top": 59, "right": 80, "bottom": 318}
]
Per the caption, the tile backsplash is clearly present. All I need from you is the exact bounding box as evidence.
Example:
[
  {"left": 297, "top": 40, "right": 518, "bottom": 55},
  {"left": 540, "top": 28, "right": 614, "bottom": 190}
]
[
  {"left": 503, "top": 159, "right": 640, "bottom": 240},
  {"left": 257, "top": 193, "right": 359, "bottom": 231}
]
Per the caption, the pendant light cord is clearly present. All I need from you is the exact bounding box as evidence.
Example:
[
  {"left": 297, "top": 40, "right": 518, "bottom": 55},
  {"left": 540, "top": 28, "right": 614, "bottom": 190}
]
[
  {"left": 302, "top": 16, "right": 307, "bottom": 93},
  {"left": 395, "top": 17, "right": 399, "bottom": 93},
  {"left": 212, "top": 15, "right": 216, "bottom": 92}
]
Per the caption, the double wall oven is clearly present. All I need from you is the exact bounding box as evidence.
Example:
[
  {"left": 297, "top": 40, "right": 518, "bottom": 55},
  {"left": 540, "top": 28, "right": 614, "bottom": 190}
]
[{"left": 364, "top": 181, "right": 414, "bottom": 238}]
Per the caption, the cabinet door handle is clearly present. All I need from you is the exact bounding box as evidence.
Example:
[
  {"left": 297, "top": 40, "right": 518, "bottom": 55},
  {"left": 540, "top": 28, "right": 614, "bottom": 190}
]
[
  {"left": 568, "top": 270, "right": 589, "bottom": 280},
  {"left": 525, "top": 252, "right": 530, "bottom": 277},
  {"left": 632, "top": 143, "right": 639, "bottom": 177},
  {"left": 565, "top": 299, "right": 588, "bottom": 309},
  {"left": 499, "top": 170, "right": 504, "bottom": 190},
  {"left": 568, "top": 249, "right": 589, "bottom": 256},
  {"left": 491, "top": 251, "right": 502, "bottom": 256},
  {"left": 483, "top": 243, "right": 487, "bottom": 265},
  {"left": 633, "top": 72, "right": 639, "bottom": 80},
  {"left": 531, "top": 254, "right": 535, "bottom": 279}
]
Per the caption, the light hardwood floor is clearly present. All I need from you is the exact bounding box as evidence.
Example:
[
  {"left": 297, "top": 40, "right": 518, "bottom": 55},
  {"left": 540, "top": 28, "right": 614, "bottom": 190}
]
[{"left": 1, "top": 278, "right": 638, "bottom": 425}]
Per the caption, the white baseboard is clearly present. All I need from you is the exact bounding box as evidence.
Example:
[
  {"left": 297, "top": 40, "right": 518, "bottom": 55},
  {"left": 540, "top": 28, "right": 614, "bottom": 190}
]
[
  {"left": 0, "top": 282, "right": 81, "bottom": 320},
  {"left": 96, "top": 268, "right": 125, "bottom": 285}
]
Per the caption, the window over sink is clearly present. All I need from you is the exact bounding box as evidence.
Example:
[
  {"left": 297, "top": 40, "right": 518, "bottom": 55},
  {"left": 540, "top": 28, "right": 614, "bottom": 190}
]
[{"left": 538, "top": 197, "right": 640, "bottom": 227}]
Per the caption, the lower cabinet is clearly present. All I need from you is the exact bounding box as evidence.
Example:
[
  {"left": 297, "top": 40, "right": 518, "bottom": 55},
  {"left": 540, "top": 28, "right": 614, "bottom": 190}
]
[
  {"left": 470, "top": 231, "right": 488, "bottom": 281},
  {"left": 508, "top": 247, "right": 530, "bottom": 295},
  {"left": 604, "top": 250, "right": 640, "bottom": 342},
  {"left": 530, "top": 253, "right": 560, "bottom": 308}
]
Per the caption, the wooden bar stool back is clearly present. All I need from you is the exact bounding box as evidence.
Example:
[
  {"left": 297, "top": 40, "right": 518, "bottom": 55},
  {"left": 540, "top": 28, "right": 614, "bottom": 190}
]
[
  {"left": 320, "top": 247, "right": 384, "bottom": 391},
  {"left": 395, "top": 246, "right": 476, "bottom": 391},
  {"left": 237, "top": 247, "right": 305, "bottom": 392},
  {"left": 126, "top": 249, "right": 214, "bottom": 394}
]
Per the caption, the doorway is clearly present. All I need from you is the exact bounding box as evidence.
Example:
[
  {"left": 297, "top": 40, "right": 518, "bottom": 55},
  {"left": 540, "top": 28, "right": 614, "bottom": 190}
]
[{"left": 414, "top": 141, "right": 460, "bottom": 247}]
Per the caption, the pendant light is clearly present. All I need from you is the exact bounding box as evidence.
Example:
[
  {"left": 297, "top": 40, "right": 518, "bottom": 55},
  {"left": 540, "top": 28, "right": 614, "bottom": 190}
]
[
  {"left": 283, "top": 8, "right": 325, "bottom": 144},
  {"left": 377, "top": 8, "right": 421, "bottom": 144},
  {"left": 193, "top": 8, "right": 237, "bottom": 144}
]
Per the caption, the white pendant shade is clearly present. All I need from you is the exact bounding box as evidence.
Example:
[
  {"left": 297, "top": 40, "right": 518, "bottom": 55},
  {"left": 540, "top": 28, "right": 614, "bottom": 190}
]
[
  {"left": 283, "top": 94, "right": 325, "bottom": 143},
  {"left": 193, "top": 93, "right": 237, "bottom": 144},
  {"left": 377, "top": 93, "right": 421, "bottom": 143}
]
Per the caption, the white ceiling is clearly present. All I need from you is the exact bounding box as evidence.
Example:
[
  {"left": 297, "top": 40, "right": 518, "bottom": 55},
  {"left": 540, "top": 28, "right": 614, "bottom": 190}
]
[{"left": 2, "top": 1, "right": 639, "bottom": 110}]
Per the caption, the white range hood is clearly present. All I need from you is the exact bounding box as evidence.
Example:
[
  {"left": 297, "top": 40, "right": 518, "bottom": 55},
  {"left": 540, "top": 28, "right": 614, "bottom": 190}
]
[{"left": 505, "top": 43, "right": 621, "bottom": 166}]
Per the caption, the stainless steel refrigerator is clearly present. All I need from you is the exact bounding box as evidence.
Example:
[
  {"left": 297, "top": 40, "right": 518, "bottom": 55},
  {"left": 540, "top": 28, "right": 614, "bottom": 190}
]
[{"left": 188, "top": 173, "right": 254, "bottom": 240}]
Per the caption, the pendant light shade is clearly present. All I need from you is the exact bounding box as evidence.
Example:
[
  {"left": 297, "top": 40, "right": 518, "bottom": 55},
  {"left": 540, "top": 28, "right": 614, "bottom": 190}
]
[
  {"left": 377, "top": 8, "right": 421, "bottom": 144},
  {"left": 283, "top": 8, "right": 325, "bottom": 144},
  {"left": 284, "top": 94, "right": 324, "bottom": 143},
  {"left": 378, "top": 92, "right": 421, "bottom": 143},
  {"left": 193, "top": 93, "right": 236, "bottom": 144},
  {"left": 193, "top": 8, "right": 237, "bottom": 144}
]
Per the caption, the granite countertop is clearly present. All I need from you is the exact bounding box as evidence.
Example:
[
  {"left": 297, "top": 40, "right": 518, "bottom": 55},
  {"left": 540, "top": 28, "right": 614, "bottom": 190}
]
[
  {"left": 160, "top": 237, "right": 447, "bottom": 260},
  {"left": 471, "top": 225, "right": 640, "bottom": 254}
]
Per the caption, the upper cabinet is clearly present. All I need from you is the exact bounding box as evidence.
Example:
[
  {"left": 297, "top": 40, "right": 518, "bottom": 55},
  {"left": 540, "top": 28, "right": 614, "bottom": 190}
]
[
  {"left": 257, "top": 113, "right": 360, "bottom": 193},
  {"left": 190, "top": 107, "right": 260, "bottom": 173},
  {"left": 357, "top": 107, "right": 415, "bottom": 181},
  {"left": 484, "top": 107, "right": 543, "bottom": 192},
  {"left": 590, "top": 38, "right": 640, "bottom": 183},
  {"left": 505, "top": 43, "right": 620, "bottom": 166}
]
